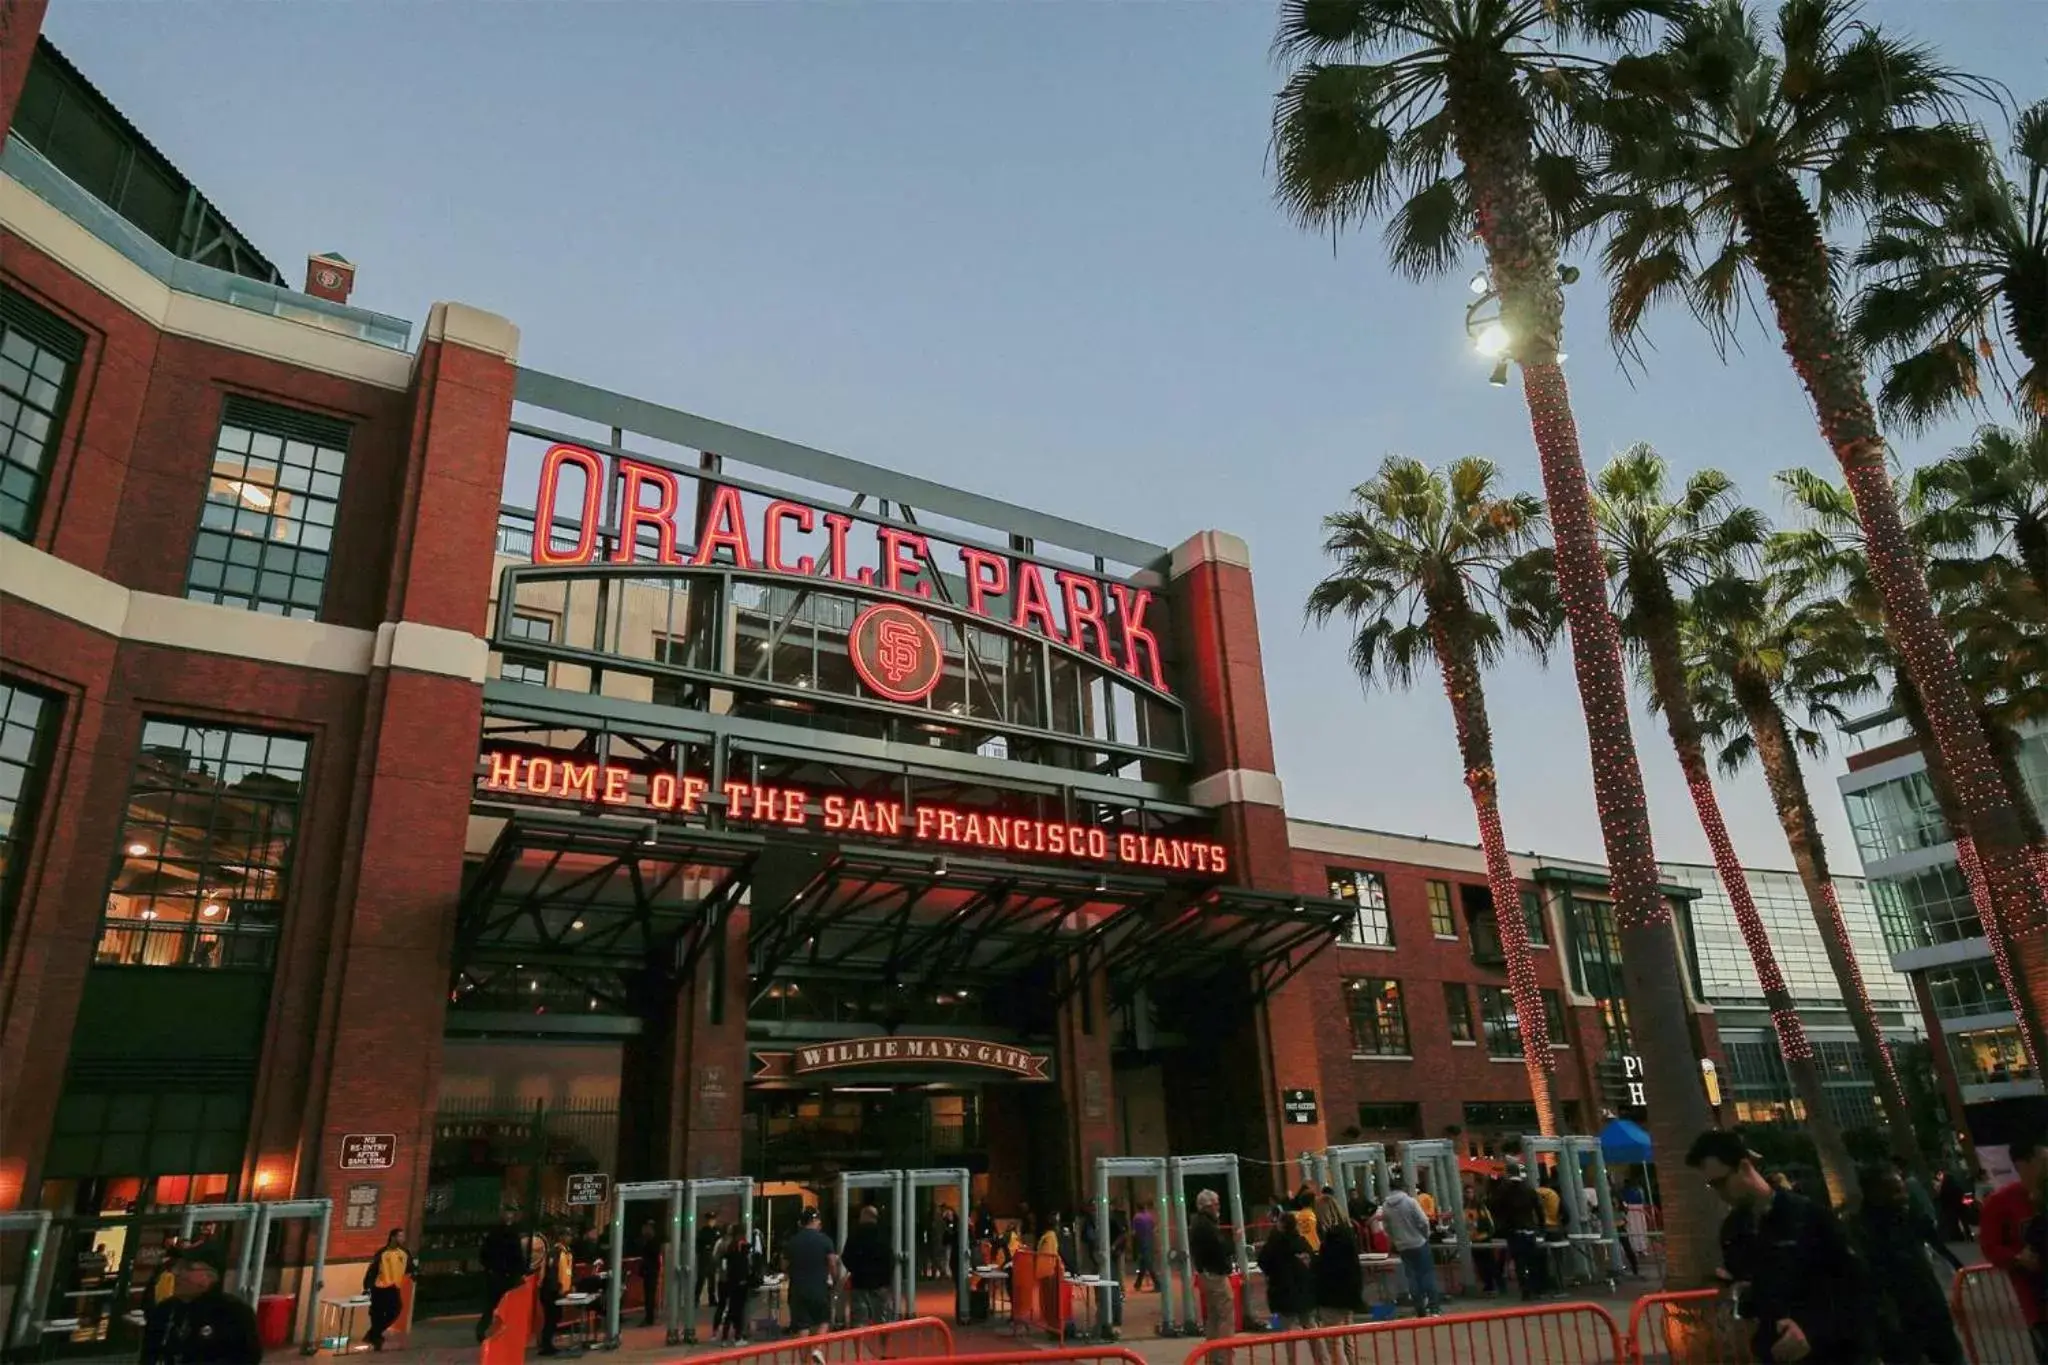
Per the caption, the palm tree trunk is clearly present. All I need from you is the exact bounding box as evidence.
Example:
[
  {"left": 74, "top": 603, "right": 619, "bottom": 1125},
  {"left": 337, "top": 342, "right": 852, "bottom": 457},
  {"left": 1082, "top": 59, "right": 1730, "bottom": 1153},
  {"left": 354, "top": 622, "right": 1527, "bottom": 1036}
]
[
  {"left": 1638, "top": 602, "right": 1855, "bottom": 1201},
  {"left": 1429, "top": 616, "right": 1557, "bottom": 1135},
  {"left": 1451, "top": 109, "right": 1721, "bottom": 1286},
  {"left": 1736, "top": 681, "right": 1916, "bottom": 1163},
  {"left": 1742, "top": 175, "right": 2048, "bottom": 1076}
]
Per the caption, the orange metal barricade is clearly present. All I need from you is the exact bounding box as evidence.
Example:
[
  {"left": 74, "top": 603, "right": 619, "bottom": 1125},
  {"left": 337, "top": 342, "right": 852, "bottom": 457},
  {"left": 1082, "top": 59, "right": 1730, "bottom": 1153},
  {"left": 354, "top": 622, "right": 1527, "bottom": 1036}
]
[
  {"left": 1623, "top": 1287, "right": 1745, "bottom": 1363},
  {"left": 658, "top": 1314, "right": 955, "bottom": 1365},
  {"left": 1180, "top": 1301, "right": 1624, "bottom": 1365},
  {"left": 906, "top": 1350, "right": 1150, "bottom": 1365},
  {"left": 1951, "top": 1261, "right": 2036, "bottom": 1365}
]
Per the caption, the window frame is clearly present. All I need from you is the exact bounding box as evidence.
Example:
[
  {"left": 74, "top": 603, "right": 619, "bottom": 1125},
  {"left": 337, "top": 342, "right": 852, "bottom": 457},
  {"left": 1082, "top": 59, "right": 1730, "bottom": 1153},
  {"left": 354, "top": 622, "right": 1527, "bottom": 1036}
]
[
  {"left": 1327, "top": 867, "right": 1395, "bottom": 949},
  {"left": 1541, "top": 988, "right": 1569, "bottom": 1048},
  {"left": 1477, "top": 985, "right": 1523, "bottom": 1059},
  {"left": 0, "top": 286, "right": 87, "bottom": 543},
  {"left": 0, "top": 678, "right": 60, "bottom": 948},
  {"left": 1443, "top": 981, "right": 1476, "bottom": 1043},
  {"left": 499, "top": 609, "right": 557, "bottom": 686},
  {"left": 1344, "top": 976, "right": 1411, "bottom": 1057},
  {"left": 183, "top": 395, "right": 350, "bottom": 621},
  {"left": 1426, "top": 880, "right": 1457, "bottom": 938}
]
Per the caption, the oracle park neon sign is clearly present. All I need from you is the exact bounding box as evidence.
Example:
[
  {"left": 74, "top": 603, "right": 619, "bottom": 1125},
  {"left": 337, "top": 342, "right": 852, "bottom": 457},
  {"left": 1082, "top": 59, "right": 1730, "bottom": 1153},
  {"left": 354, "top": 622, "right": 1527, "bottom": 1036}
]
[
  {"left": 529, "top": 444, "right": 1170, "bottom": 694},
  {"left": 481, "top": 751, "right": 1229, "bottom": 874}
]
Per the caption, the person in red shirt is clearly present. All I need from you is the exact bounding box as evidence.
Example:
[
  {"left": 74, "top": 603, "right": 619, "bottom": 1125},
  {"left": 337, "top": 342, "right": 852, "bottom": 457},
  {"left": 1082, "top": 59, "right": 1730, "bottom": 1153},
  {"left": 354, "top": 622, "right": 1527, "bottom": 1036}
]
[{"left": 1978, "top": 1123, "right": 2047, "bottom": 1364}]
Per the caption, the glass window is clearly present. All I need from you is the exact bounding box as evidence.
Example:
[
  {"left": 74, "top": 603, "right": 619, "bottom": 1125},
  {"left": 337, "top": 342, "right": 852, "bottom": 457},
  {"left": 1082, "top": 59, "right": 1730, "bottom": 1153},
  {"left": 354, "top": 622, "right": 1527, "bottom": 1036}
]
[
  {"left": 1542, "top": 989, "right": 1568, "bottom": 1046},
  {"left": 1, "top": 288, "right": 85, "bottom": 540},
  {"left": 1444, "top": 982, "right": 1475, "bottom": 1042},
  {"left": 1328, "top": 868, "right": 1393, "bottom": 948},
  {"left": 1871, "top": 865, "right": 1981, "bottom": 954},
  {"left": 1844, "top": 772, "right": 1949, "bottom": 863},
  {"left": 1345, "top": 977, "right": 1410, "bottom": 1055},
  {"left": 1566, "top": 894, "right": 1627, "bottom": 999},
  {"left": 1462, "top": 1101, "right": 1539, "bottom": 1130},
  {"left": 1465, "top": 884, "right": 1505, "bottom": 963},
  {"left": 0, "top": 680, "right": 58, "bottom": 946},
  {"left": 1923, "top": 961, "right": 2011, "bottom": 1019},
  {"left": 1356, "top": 1101, "right": 1421, "bottom": 1136},
  {"left": 499, "top": 610, "right": 554, "bottom": 686},
  {"left": 1522, "top": 889, "right": 1548, "bottom": 946},
  {"left": 1949, "top": 1026, "right": 2035, "bottom": 1085},
  {"left": 185, "top": 398, "right": 349, "bottom": 620},
  {"left": 1598, "top": 997, "right": 1632, "bottom": 1054},
  {"left": 1478, "top": 986, "right": 1522, "bottom": 1059},
  {"left": 96, "top": 719, "right": 309, "bottom": 970},
  {"left": 1427, "top": 880, "right": 1456, "bottom": 937}
]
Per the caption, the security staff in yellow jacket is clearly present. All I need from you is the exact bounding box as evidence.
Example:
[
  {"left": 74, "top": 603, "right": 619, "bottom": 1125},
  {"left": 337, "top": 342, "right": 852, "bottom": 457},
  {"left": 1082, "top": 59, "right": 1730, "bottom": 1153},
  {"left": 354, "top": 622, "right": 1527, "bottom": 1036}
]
[
  {"left": 538, "top": 1230, "right": 575, "bottom": 1356},
  {"left": 361, "top": 1230, "right": 414, "bottom": 1351}
]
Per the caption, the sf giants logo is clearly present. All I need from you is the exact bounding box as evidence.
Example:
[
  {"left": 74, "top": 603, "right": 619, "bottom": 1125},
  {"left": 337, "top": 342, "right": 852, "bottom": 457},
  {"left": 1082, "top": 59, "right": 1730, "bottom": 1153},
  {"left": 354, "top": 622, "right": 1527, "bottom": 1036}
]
[{"left": 850, "top": 603, "right": 943, "bottom": 703}]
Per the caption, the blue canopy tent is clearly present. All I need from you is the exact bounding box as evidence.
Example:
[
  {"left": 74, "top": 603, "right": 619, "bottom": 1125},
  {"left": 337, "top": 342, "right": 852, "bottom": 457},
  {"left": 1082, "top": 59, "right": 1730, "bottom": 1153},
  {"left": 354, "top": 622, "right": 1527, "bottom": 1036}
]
[{"left": 1601, "top": 1117, "right": 1653, "bottom": 1164}]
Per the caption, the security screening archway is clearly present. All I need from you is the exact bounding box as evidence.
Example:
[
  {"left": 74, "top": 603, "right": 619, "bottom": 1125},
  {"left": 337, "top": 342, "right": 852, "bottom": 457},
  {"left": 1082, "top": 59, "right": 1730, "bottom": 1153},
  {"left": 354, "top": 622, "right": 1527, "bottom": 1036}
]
[
  {"left": 1398, "top": 1139, "right": 1473, "bottom": 1287},
  {"left": 2, "top": 1209, "right": 54, "bottom": 1353},
  {"left": 604, "top": 1180, "right": 684, "bottom": 1347},
  {"left": 243, "top": 1198, "right": 332, "bottom": 1355},
  {"left": 1166, "top": 1153, "right": 1249, "bottom": 1335},
  {"left": 901, "top": 1168, "right": 971, "bottom": 1323},
  {"left": 1324, "top": 1143, "right": 1391, "bottom": 1207},
  {"left": 177, "top": 1202, "right": 262, "bottom": 1303},
  {"left": 1518, "top": 1134, "right": 1622, "bottom": 1289},
  {"left": 835, "top": 1170, "right": 905, "bottom": 1322},
  {"left": 1095, "top": 1156, "right": 1177, "bottom": 1334}
]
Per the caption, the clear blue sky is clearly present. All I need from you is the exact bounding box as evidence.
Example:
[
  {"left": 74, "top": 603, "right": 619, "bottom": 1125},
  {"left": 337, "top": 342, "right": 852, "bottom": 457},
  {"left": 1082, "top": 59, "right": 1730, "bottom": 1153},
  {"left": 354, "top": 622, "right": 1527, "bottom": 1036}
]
[{"left": 46, "top": 1, "right": 2042, "bottom": 872}]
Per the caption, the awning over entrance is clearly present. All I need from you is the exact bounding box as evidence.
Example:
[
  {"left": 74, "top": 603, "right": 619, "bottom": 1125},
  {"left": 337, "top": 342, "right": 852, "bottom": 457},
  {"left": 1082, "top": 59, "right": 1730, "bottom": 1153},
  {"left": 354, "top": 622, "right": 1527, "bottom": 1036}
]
[{"left": 456, "top": 815, "right": 1353, "bottom": 1006}]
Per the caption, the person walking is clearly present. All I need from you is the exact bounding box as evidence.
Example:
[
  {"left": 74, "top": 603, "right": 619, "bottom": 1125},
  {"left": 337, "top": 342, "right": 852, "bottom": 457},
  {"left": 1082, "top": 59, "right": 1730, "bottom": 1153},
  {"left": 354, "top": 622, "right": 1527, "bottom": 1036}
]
[
  {"left": 1686, "top": 1130, "right": 1876, "bottom": 1364},
  {"left": 537, "top": 1228, "right": 575, "bottom": 1357},
  {"left": 1379, "top": 1173, "right": 1439, "bottom": 1319},
  {"left": 1978, "top": 1123, "right": 2047, "bottom": 1365},
  {"left": 476, "top": 1208, "right": 526, "bottom": 1343},
  {"left": 139, "top": 1245, "right": 261, "bottom": 1364},
  {"left": 1130, "top": 1200, "right": 1157, "bottom": 1291},
  {"left": 714, "top": 1226, "right": 754, "bottom": 1344},
  {"left": 634, "top": 1218, "right": 664, "bottom": 1328},
  {"left": 361, "top": 1228, "right": 413, "bottom": 1352},
  {"left": 1853, "top": 1164, "right": 1964, "bottom": 1365},
  {"left": 1494, "top": 1165, "right": 1547, "bottom": 1300},
  {"left": 842, "top": 1204, "right": 894, "bottom": 1326},
  {"left": 1257, "top": 1204, "right": 1317, "bottom": 1345},
  {"left": 783, "top": 1206, "right": 839, "bottom": 1338},
  {"left": 1311, "top": 1194, "right": 1364, "bottom": 1365},
  {"left": 1190, "top": 1189, "right": 1237, "bottom": 1364}
]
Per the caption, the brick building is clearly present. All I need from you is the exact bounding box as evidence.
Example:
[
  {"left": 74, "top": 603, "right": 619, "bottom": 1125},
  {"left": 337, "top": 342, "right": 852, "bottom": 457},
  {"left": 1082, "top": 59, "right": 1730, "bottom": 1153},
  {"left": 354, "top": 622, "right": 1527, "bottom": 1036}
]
[{"left": 0, "top": 15, "right": 1744, "bottom": 1344}]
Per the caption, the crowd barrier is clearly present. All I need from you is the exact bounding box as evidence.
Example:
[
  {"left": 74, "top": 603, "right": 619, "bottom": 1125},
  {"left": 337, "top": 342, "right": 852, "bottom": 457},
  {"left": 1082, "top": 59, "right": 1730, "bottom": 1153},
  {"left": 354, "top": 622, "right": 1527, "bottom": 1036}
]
[
  {"left": 1623, "top": 1288, "right": 1744, "bottom": 1364},
  {"left": 902, "top": 1350, "right": 1149, "bottom": 1365},
  {"left": 1952, "top": 1262, "right": 2034, "bottom": 1365},
  {"left": 1178, "top": 1302, "right": 1624, "bottom": 1365},
  {"left": 656, "top": 1315, "right": 956, "bottom": 1365}
]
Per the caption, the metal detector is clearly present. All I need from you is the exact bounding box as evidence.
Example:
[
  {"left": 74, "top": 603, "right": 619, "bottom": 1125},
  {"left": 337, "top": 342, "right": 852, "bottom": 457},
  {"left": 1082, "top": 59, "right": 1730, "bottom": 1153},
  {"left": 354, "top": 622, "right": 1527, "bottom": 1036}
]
[
  {"left": 1325, "top": 1143, "right": 1392, "bottom": 1208},
  {"left": 901, "top": 1168, "right": 970, "bottom": 1323},
  {"left": 177, "top": 1202, "right": 262, "bottom": 1303},
  {"left": 1398, "top": 1139, "right": 1473, "bottom": 1287},
  {"left": 605, "top": 1179, "right": 684, "bottom": 1347},
  {"left": 1518, "top": 1133, "right": 1622, "bottom": 1288},
  {"left": 835, "top": 1170, "right": 905, "bottom": 1321},
  {"left": 245, "top": 1198, "right": 332, "bottom": 1355},
  {"left": 1167, "top": 1153, "right": 1249, "bottom": 1335},
  {"left": 1, "top": 1209, "right": 53, "bottom": 1353},
  {"left": 1095, "top": 1156, "right": 1176, "bottom": 1334}
]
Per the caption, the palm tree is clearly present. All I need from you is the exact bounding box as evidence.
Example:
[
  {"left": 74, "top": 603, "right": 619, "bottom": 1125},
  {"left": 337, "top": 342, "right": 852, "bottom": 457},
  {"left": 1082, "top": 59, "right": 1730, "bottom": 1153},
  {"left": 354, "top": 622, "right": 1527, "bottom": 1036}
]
[
  {"left": 1925, "top": 422, "right": 2048, "bottom": 598},
  {"left": 1773, "top": 466, "right": 2048, "bottom": 1075},
  {"left": 1853, "top": 100, "right": 2048, "bottom": 428},
  {"left": 1681, "top": 574, "right": 1918, "bottom": 1163},
  {"left": 1590, "top": 446, "right": 1856, "bottom": 1199},
  {"left": 1308, "top": 455, "right": 1562, "bottom": 1133},
  {"left": 1595, "top": 0, "right": 2048, "bottom": 1073},
  {"left": 1271, "top": 0, "right": 1725, "bottom": 1281}
]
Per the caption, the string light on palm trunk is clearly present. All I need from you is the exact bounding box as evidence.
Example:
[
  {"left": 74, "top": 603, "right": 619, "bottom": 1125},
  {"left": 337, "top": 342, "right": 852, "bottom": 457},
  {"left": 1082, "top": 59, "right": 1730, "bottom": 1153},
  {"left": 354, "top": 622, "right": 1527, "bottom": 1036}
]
[
  {"left": 1956, "top": 836, "right": 2041, "bottom": 1077},
  {"left": 1684, "top": 773, "right": 1813, "bottom": 1061},
  {"left": 1816, "top": 880, "right": 1906, "bottom": 1103}
]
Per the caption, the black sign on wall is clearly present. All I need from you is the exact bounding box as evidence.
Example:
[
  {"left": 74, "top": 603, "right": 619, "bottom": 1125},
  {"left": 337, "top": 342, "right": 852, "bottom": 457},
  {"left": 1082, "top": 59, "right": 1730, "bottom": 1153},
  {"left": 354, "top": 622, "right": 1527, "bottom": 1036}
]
[
  {"left": 1283, "top": 1089, "right": 1319, "bottom": 1126},
  {"left": 566, "top": 1173, "right": 611, "bottom": 1207}
]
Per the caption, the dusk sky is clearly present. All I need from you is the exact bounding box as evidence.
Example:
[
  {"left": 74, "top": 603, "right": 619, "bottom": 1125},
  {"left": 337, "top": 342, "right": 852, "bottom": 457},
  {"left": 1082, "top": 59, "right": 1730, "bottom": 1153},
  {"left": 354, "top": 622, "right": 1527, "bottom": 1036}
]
[{"left": 47, "top": 1, "right": 2042, "bottom": 874}]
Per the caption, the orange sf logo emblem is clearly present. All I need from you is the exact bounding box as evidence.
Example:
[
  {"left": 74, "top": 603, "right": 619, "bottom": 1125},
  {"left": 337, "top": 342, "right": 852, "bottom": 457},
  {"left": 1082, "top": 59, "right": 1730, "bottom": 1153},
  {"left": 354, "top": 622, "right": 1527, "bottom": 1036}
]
[{"left": 876, "top": 618, "right": 922, "bottom": 683}]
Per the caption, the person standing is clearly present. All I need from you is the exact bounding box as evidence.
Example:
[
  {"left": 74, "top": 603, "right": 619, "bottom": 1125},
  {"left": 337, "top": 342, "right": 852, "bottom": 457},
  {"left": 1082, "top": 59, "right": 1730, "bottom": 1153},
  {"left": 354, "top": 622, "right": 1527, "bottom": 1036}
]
[
  {"left": 1853, "top": 1165, "right": 1964, "bottom": 1365},
  {"left": 1130, "top": 1200, "right": 1157, "bottom": 1291},
  {"left": 635, "top": 1218, "right": 665, "bottom": 1328},
  {"left": 1379, "top": 1174, "right": 1439, "bottom": 1319},
  {"left": 537, "top": 1228, "right": 574, "bottom": 1357},
  {"left": 361, "top": 1229, "right": 413, "bottom": 1352},
  {"left": 695, "top": 1211, "right": 723, "bottom": 1313},
  {"left": 1686, "top": 1130, "right": 1876, "bottom": 1364},
  {"left": 1311, "top": 1194, "right": 1364, "bottom": 1365},
  {"left": 1494, "top": 1166, "right": 1546, "bottom": 1300},
  {"left": 783, "top": 1206, "right": 840, "bottom": 1338},
  {"left": 139, "top": 1245, "right": 262, "bottom": 1364},
  {"left": 1256, "top": 1206, "right": 1317, "bottom": 1338},
  {"left": 842, "top": 1205, "right": 894, "bottom": 1326},
  {"left": 714, "top": 1226, "right": 754, "bottom": 1344},
  {"left": 1978, "top": 1124, "right": 2047, "bottom": 1365},
  {"left": 1190, "top": 1189, "right": 1237, "bottom": 1364},
  {"left": 1469, "top": 1186, "right": 1504, "bottom": 1296},
  {"left": 477, "top": 1209, "right": 526, "bottom": 1343}
]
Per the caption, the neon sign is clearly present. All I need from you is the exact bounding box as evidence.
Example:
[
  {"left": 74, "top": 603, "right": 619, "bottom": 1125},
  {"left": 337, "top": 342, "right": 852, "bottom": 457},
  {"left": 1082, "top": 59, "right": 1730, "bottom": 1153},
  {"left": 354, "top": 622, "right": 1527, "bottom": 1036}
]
[
  {"left": 529, "top": 443, "right": 1170, "bottom": 693},
  {"left": 481, "top": 751, "right": 1228, "bottom": 873},
  {"left": 849, "top": 602, "right": 943, "bottom": 703}
]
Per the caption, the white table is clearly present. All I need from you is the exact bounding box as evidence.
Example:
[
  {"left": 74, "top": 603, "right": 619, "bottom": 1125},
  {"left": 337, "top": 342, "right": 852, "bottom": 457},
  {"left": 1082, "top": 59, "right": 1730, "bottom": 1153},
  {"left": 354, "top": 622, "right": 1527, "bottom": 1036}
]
[
  {"left": 557, "top": 1290, "right": 600, "bottom": 1348},
  {"left": 319, "top": 1294, "right": 371, "bottom": 1353},
  {"left": 1066, "top": 1275, "right": 1118, "bottom": 1340}
]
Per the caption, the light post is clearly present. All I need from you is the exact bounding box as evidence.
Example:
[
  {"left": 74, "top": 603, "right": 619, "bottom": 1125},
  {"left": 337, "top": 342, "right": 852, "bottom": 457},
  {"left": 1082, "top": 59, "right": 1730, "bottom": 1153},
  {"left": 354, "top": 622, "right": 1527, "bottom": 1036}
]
[{"left": 1464, "top": 266, "right": 1578, "bottom": 384}]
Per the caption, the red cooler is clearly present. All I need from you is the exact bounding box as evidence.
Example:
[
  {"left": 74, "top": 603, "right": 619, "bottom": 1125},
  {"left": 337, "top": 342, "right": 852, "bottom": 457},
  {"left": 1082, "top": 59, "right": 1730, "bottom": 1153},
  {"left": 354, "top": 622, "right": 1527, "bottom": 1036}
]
[{"left": 255, "top": 1294, "right": 295, "bottom": 1349}]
